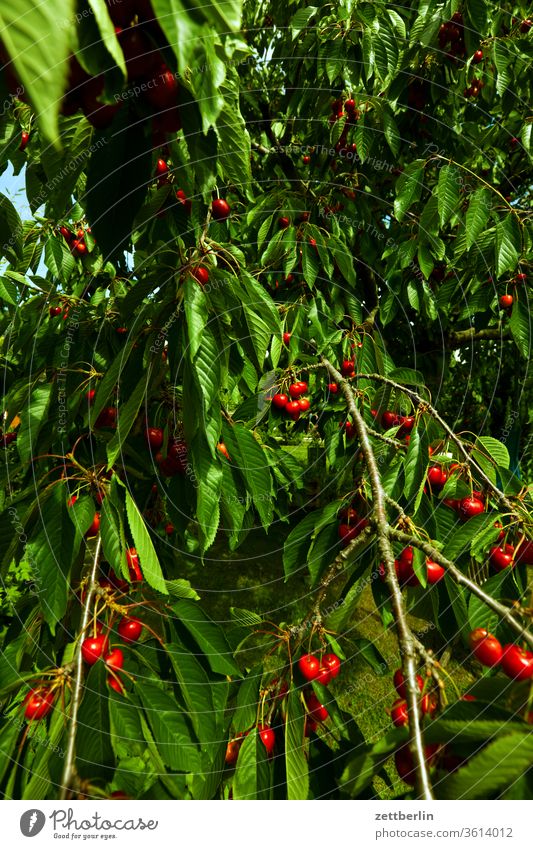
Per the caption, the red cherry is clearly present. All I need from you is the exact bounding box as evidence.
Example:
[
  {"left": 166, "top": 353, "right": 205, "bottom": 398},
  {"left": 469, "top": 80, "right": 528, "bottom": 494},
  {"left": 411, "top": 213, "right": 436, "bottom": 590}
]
[
  {"left": 49, "top": 305, "right": 62, "bottom": 317},
  {"left": 23, "top": 688, "right": 55, "bottom": 721},
  {"left": 175, "top": 189, "right": 192, "bottom": 213},
  {"left": 459, "top": 496, "right": 485, "bottom": 519},
  {"left": 155, "top": 158, "right": 169, "bottom": 176},
  {"left": 315, "top": 666, "right": 332, "bottom": 686},
  {"left": 500, "top": 645, "right": 533, "bottom": 681},
  {"left": 472, "top": 49, "right": 483, "bottom": 63},
  {"left": 341, "top": 359, "right": 355, "bottom": 376},
  {"left": 278, "top": 216, "right": 290, "bottom": 229},
  {"left": 381, "top": 410, "right": 400, "bottom": 429},
  {"left": 392, "top": 669, "right": 424, "bottom": 699},
  {"left": 328, "top": 382, "right": 339, "bottom": 394},
  {"left": 19, "top": 130, "right": 30, "bottom": 151},
  {"left": 145, "top": 66, "right": 178, "bottom": 110},
  {"left": 258, "top": 725, "right": 276, "bottom": 755},
  {"left": 514, "top": 273, "right": 527, "bottom": 283},
  {"left": 285, "top": 400, "right": 301, "bottom": 420},
  {"left": 85, "top": 512, "right": 101, "bottom": 538},
  {"left": 272, "top": 393, "right": 289, "bottom": 410},
  {"left": 225, "top": 738, "right": 242, "bottom": 765},
  {"left": 190, "top": 266, "right": 209, "bottom": 285},
  {"left": 305, "top": 692, "right": 329, "bottom": 722},
  {"left": 117, "top": 617, "right": 143, "bottom": 644},
  {"left": 344, "top": 98, "right": 356, "bottom": 113},
  {"left": 118, "top": 25, "right": 160, "bottom": 80},
  {"left": 469, "top": 628, "right": 502, "bottom": 668},
  {"left": 126, "top": 547, "right": 143, "bottom": 582},
  {"left": 298, "top": 653, "right": 320, "bottom": 681},
  {"left": 107, "top": 676, "right": 125, "bottom": 694},
  {"left": 297, "top": 398, "right": 310, "bottom": 412},
  {"left": 73, "top": 239, "right": 87, "bottom": 256},
  {"left": 86, "top": 389, "right": 96, "bottom": 405},
  {"left": 67, "top": 495, "right": 78, "bottom": 508},
  {"left": 302, "top": 155, "right": 310, "bottom": 164},
  {"left": 211, "top": 198, "right": 231, "bottom": 221},
  {"left": 322, "top": 653, "right": 341, "bottom": 678},
  {"left": 426, "top": 559, "right": 445, "bottom": 583},
  {"left": 59, "top": 225, "right": 72, "bottom": 241},
  {"left": 81, "top": 634, "right": 109, "bottom": 665},
  {"left": 289, "top": 381, "right": 308, "bottom": 398},
  {"left": 427, "top": 465, "right": 447, "bottom": 489},
  {"left": 145, "top": 426, "right": 164, "bottom": 451},
  {"left": 105, "top": 648, "right": 124, "bottom": 672},
  {"left": 94, "top": 406, "right": 117, "bottom": 428},
  {"left": 515, "top": 539, "right": 533, "bottom": 566},
  {"left": 400, "top": 415, "right": 415, "bottom": 433},
  {"left": 489, "top": 544, "right": 514, "bottom": 571},
  {"left": 164, "top": 522, "right": 175, "bottom": 534},
  {"left": 283, "top": 332, "right": 291, "bottom": 345},
  {"left": 390, "top": 699, "right": 409, "bottom": 727},
  {"left": 520, "top": 19, "right": 533, "bottom": 32},
  {"left": 499, "top": 294, "right": 513, "bottom": 308}
]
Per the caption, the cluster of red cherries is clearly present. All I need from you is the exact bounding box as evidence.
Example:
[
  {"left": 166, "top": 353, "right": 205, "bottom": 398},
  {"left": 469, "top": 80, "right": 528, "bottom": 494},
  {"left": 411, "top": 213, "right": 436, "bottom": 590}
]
[
  {"left": 338, "top": 504, "right": 369, "bottom": 547},
  {"left": 388, "top": 668, "right": 436, "bottom": 729},
  {"left": 57, "top": 223, "right": 91, "bottom": 257},
  {"left": 271, "top": 380, "right": 310, "bottom": 422},
  {"left": 145, "top": 424, "right": 188, "bottom": 476},
  {"left": 469, "top": 628, "right": 533, "bottom": 681},
  {"left": 380, "top": 545, "right": 445, "bottom": 587},
  {"left": 0, "top": 430, "right": 17, "bottom": 448}
]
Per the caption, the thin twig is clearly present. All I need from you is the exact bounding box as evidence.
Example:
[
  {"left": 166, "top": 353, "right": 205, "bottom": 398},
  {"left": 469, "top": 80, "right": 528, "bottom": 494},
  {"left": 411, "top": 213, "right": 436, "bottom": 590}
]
[
  {"left": 389, "top": 528, "right": 533, "bottom": 651},
  {"left": 59, "top": 537, "right": 102, "bottom": 800},
  {"left": 322, "top": 357, "right": 434, "bottom": 800}
]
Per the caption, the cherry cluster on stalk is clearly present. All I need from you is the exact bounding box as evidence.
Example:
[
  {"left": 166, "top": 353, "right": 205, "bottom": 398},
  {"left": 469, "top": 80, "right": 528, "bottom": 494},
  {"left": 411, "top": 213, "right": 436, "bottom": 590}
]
[
  {"left": 145, "top": 424, "right": 188, "bottom": 477},
  {"left": 469, "top": 629, "right": 533, "bottom": 681},
  {"left": 338, "top": 504, "right": 369, "bottom": 547},
  {"left": 271, "top": 380, "right": 310, "bottom": 422},
  {"left": 380, "top": 545, "right": 445, "bottom": 587},
  {"left": 388, "top": 668, "right": 436, "bottom": 729},
  {"left": 57, "top": 223, "right": 91, "bottom": 257},
  {"left": 437, "top": 11, "right": 466, "bottom": 59}
]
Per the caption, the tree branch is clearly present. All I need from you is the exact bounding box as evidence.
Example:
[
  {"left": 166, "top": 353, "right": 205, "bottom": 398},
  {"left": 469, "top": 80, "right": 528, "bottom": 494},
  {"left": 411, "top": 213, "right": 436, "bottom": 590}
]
[
  {"left": 354, "top": 372, "right": 516, "bottom": 514},
  {"left": 59, "top": 537, "right": 102, "bottom": 800},
  {"left": 446, "top": 326, "right": 511, "bottom": 347},
  {"left": 389, "top": 528, "right": 533, "bottom": 651},
  {"left": 321, "top": 357, "right": 434, "bottom": 800}
]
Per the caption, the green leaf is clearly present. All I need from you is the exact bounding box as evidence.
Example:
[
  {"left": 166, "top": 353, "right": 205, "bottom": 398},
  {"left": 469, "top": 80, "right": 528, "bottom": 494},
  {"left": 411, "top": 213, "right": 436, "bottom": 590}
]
[
  {"left": 437, "top": 165, "right": 460, "bottom": 228},
  {"left": 167, "top": 643, "right": 217, "bottom": 743},
  {"left": 191, "top": 433, "right": 223, "bottom": 552},
  {"left": 437, "top": 733, "right": 533, "bottom": 799},
  {"left": 291, "top": 6, "right": 318, "bottom": 35},
  {"left": 17, "top": 383, "right": 53, "bottom": 465},
  {"left": 0, "top": 193, "right": 23, "bottom": 261},
  {"left": 233, "top": 727, "right": 271, "bottom": 799},
  {"left": 173, "top": 598, "right": 241, "bottom": 677},
  {"left": 44, "top": 236, "right": 76, "bottom": 283},
  {"left": 137, "top": 680, "right": 201, "bottom": 773},
  {"left": 285, "top": 690, "right": 309, "bottom": 800},
  {"left": 509, "top": 297, "right": 531, "bottom": 358},
  {"left": 100, "top": 498, "right": 124, "bottom": 575},
  {"left": 394, "top": 160, "right": 425, "bottom": 222},
  {"left": 403, "top": 426, "right": 429, "bottom": 504},
  {"left": 27, "top": 487, "right": 78, "bottom": 634},
  {"left": 495, "top": 215, "right": 521, "bottom": 277},
  {"left": 106, "top": 375, "right": 147, "bottom": 468},
  {"left": 0, "top": 0, "right": 75, "bottom": 145},
  {"left": 222, "top": 424, "right": 273, "bottom": 529},
  {"left": 466, "top": 187, "right": 491, "bottom": 250},
  {"left": 216, "top": 74, "right": 251, "bottom": 189},
  {"left": 382, "top": 105, "right": 400, "bottom": 156},
  {"left": 76, "top": 662, "right": 115, "bottom": 780},
  {"left": 184, "top": 275, "right": 208, "bottom": 360},
  {"left": 125, "top": 490, "right": 168, "bottom": 594},
  {"left": 88, "top": 0, "right": 127, "bottom": 76},
  {"left": 475, "top": 436, "right": 510, "bottom": 470},
  {"left": 283, "top": 502, "right": 340, "bottom": 580}
]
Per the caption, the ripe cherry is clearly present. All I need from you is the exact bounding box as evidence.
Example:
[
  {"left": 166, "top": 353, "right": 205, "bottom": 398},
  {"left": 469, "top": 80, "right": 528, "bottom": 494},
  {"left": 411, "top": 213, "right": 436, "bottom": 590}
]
[
  {"left": 390, "top": 699, "right": 409, "bottom": 727},
  {"left": 285, "top": 401, "right": 301, "bottom": 421},
  {"left": 145, "top": 426, "right": 164, "bottom": 451},
  {"left": 191, "top": 265, "right": 209, "bottom": 285},
  {"left": 272, "top": 393, "right": 288, "bottom": 410},
  {"left": 126, "top": 547, "right": 143, "bottom": 582},
  {"left": 117, "top": 617, "right": 143, "bottom": 644},
  {"left": 211, "top": 198, "right": 231, "bottom": 220},
  {"left": 499, "top": 294, "right": 513, "bottom": 308},
  {"left": 472, "top": 49, "right": 483, "bottom": 63},
  {"left": 393, "top": 669, "right": 424, "bottom": 699},
  {"left": 305, "top": 692, "right": 329, "bottom": 722},
  {"left": 225, "top": 738, "right": 241, "bottom": 765},
  {"left": 341, "top": 359, "right": 355, "bottom": 377},
  {"left": 23, "top": 688, "right": 55, "bottom": 721},
  {"left": 217, "top": 441, "right": 231, "bottom": 460},
  {"left": 460, "top": 495, "right": 485, "bottom": 519},
  {"left": 258, "top": 725, "right": 276, "bottom": 755},
  {"left": 500, "top": 644, "right": 533, "bottom": 681},
  {"left": 289, "top": 381, "right": 308, "bottom": 398},
  {"left": 427, "top": 465, "right": 447, "bottom": 489},
  {"left": 19, "top": 130, "right": 30, "bottom": 151},
  {"left": 315, "top": 666, "right": 332, "bottom": 686},
  {"left": 0, "top": 432, "right": 17, "bottom": 447},
  {"left": 328, "top": 382, "right": 338, "bottom": 394},
  {"left": 155, "top": 158, "right": 168, "bottom": 176},
  {"left": 381, "top": 410, "right": 400, "bottom": 429},
  {"left": 283, "top": 332, "right": 291, "bottom": 345},
  {"left": 81, "top": 634, "right": 109, "bottom": 665},
  {"left": 298, "top": 653, "right": 320, "bottom": 681},
  {"left": 59, "top": 225, "right": 72, "bottom": 241},
  {"left": 72, "top": 239, "right": 87, "bottom": 255},
  {"left": 175, "top": 188, "right": 192, "bottom": 213},
  {"left": 297, "top": 398, "right": 310, "bottom": 412},
  {"left": 344, "top": 98, "right": 356, "bottom": 113},
  {"left": 145, "top": 66, "right": 178, "bottom": 110},
  {"left": 86, "top": 389, "right": 96, "bottom": 405},
  {"left": 514, "top": 273, "right": 527, "bottom": 283},
  {"left": 469, "top": 628, "right": 502, "bottom": 667},
  {"left": 321, "top": 653, "right": 341, "bottom": 678},
  {"left": 278, "top": 216, "right": 290, "bottom": 229},
  {"left": 426, "top": 559, "right": 445, "bottom": 583},
  {"left": 49, "top": 305, "right": 62, "bottom": 317},
  {"left": 94, "top": 406, "right": 117, "bottom": 428},
  {"left": 85, "top": 512, "right": 101, "bottom": 538},
  {"left": 105, "top": 648, "right": 124, "bottom": 672},
  {"left": 164, "top": 522, "right": 175, "bottom": 534},
  {"left": 107, "top": 676, "right": 125, "bottom": 694},
  {"left": 489, "top": 544, "right": 514, "bottom": 571},
  {"left": 515, "top": 539, "right": 533, "bottom": 565},
  {"left": 520, "top": 19, "right": 532, "bottom": 32},
  {"left": 302, "top": 155, "right": 310, "bottom": 164}
]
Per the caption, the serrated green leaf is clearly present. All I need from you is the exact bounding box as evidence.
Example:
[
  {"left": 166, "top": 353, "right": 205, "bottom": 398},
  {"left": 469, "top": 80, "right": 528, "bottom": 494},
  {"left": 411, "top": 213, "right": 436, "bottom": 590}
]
[{"left": 125, "top": 490, "right": 168, "bottom": 594}]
